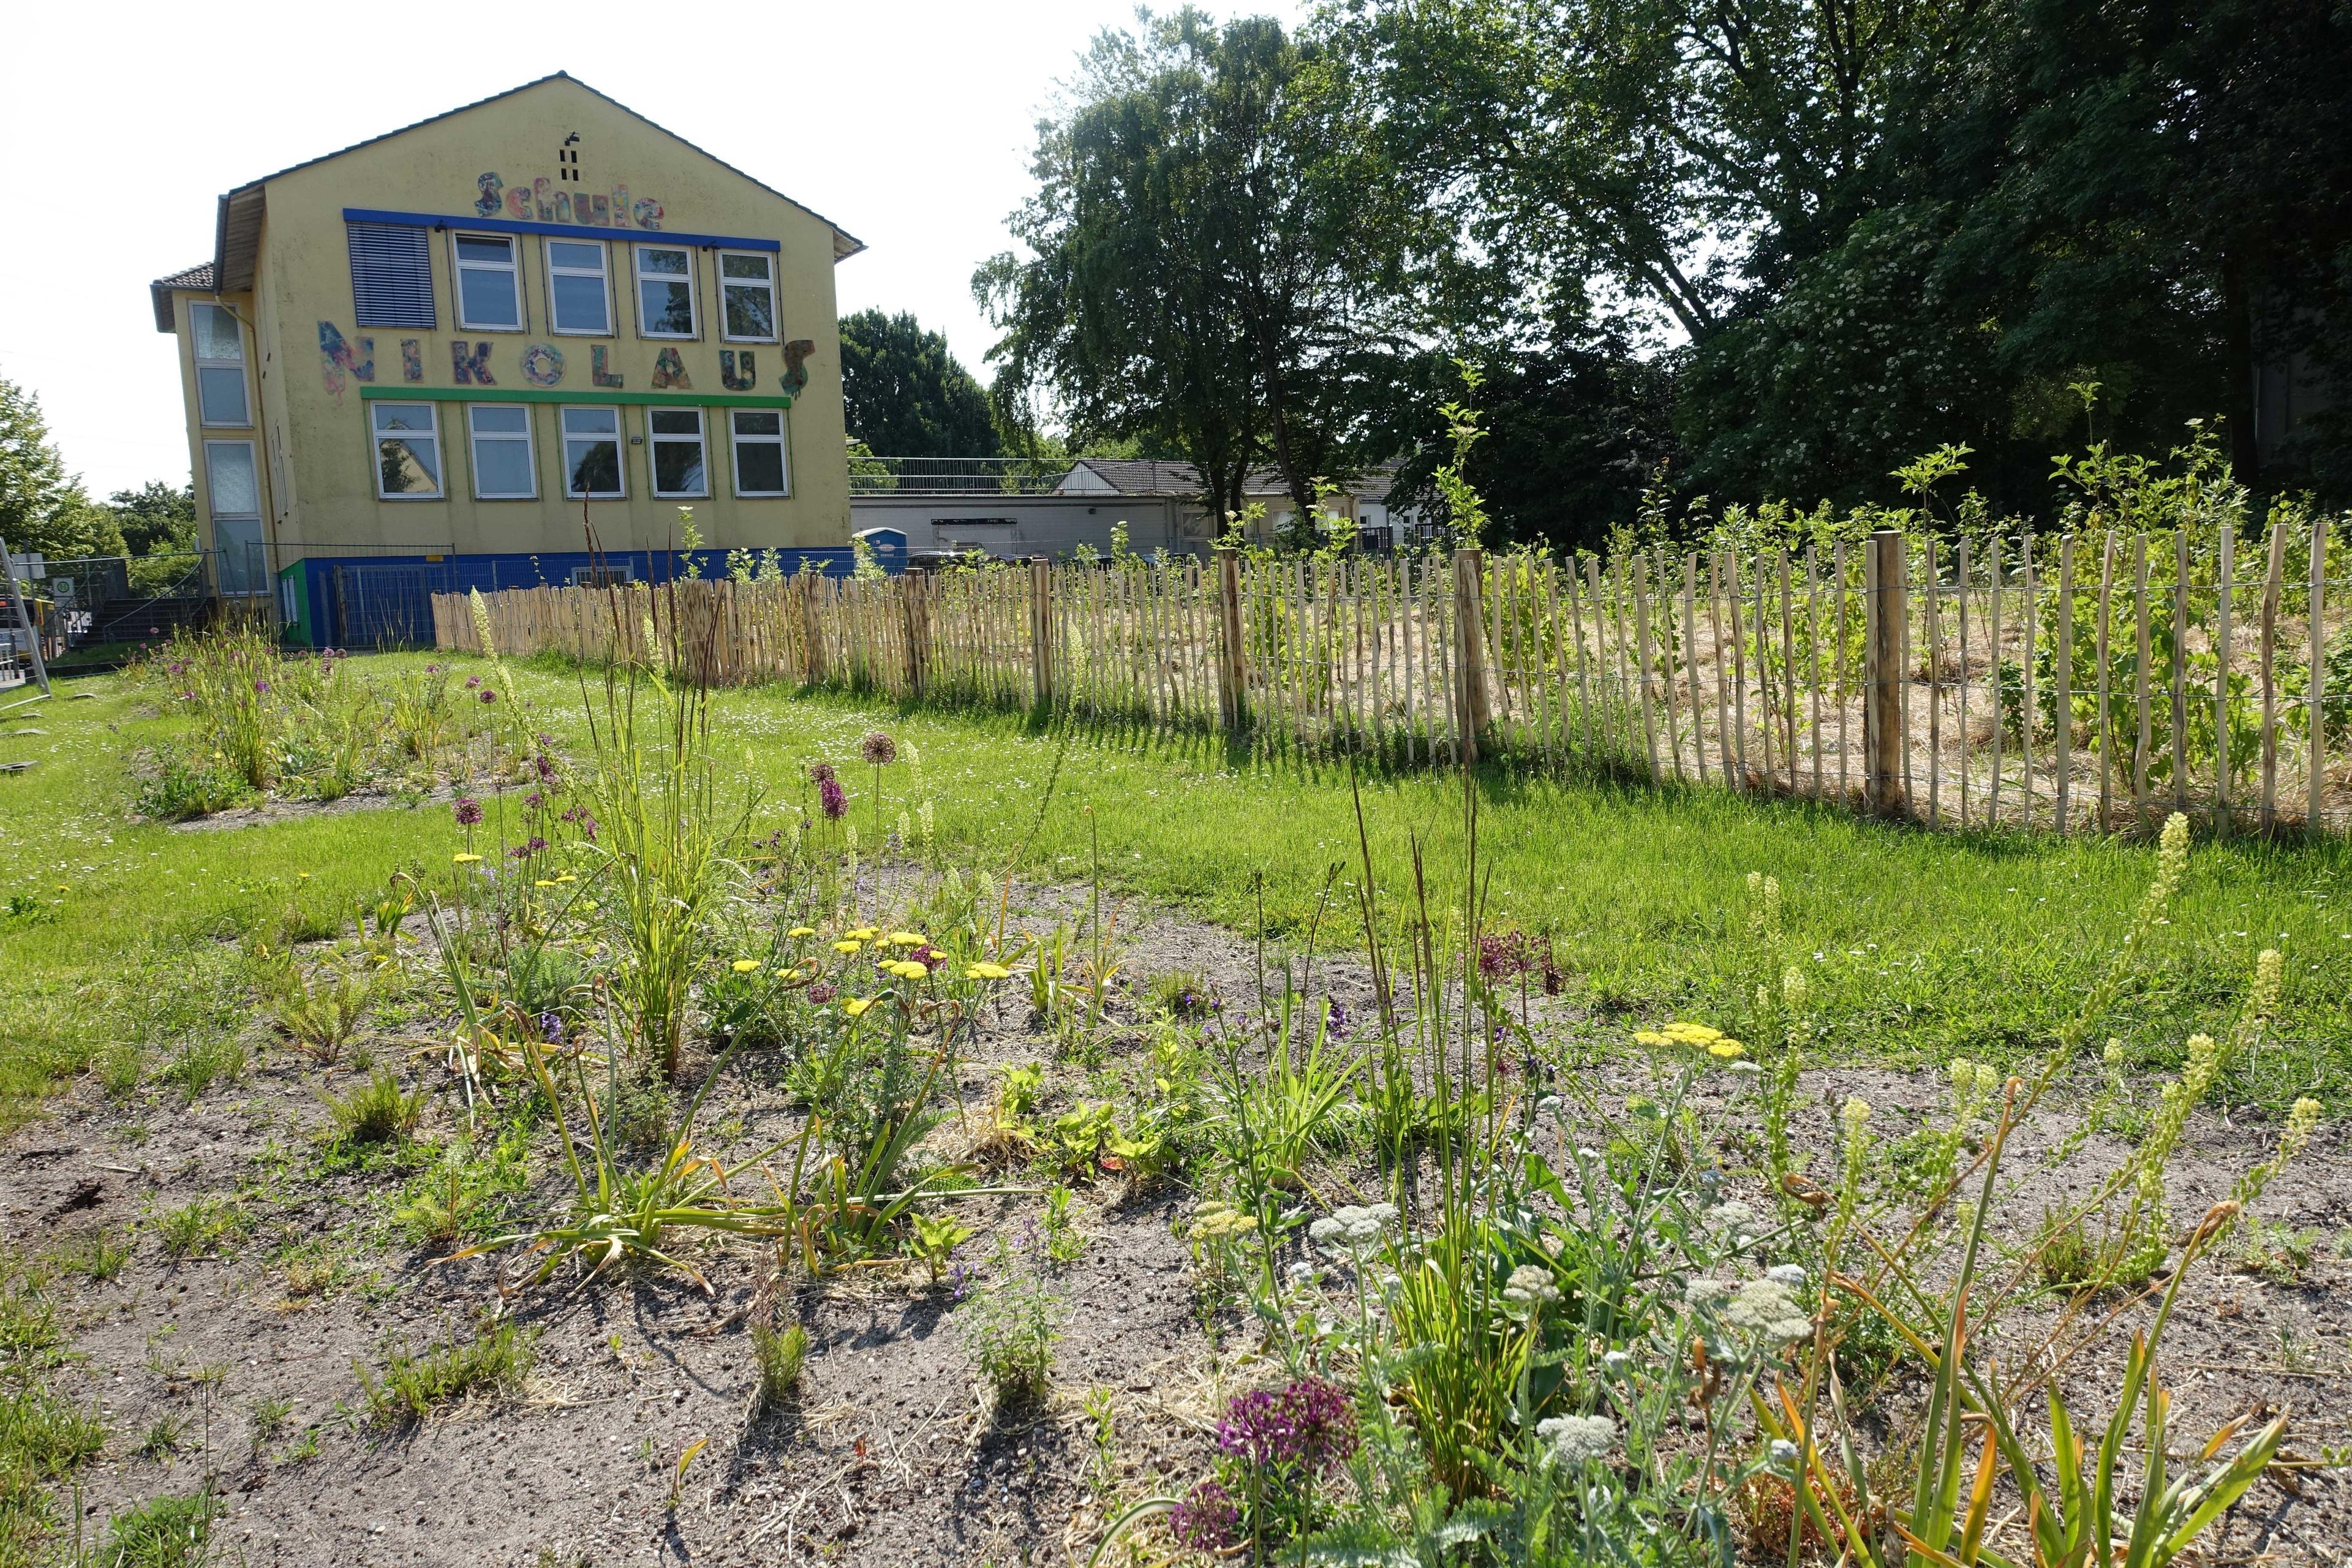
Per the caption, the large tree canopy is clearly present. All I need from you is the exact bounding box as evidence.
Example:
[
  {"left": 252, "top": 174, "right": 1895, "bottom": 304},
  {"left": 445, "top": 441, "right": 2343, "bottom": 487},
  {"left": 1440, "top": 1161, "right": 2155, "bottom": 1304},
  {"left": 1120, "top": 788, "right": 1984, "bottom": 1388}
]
[
  {"left": 837, "top": 310, "right": 1002, "bottom": 459},
  {"left": 976, "top": 9, "right": 1430, "bottom": 518},
  {"left": 0, "top": 379, "right": 123, "bottom": 561}
]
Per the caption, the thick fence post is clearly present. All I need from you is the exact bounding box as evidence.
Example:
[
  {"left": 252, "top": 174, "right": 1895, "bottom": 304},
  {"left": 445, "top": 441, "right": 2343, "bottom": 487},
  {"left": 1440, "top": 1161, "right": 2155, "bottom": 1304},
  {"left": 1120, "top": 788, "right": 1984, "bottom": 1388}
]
[
  {"left": 903, "top": 570, "right": 930, "bottom": 699},
  {"left": 1216, "top": 547, "right": 1246, "bottom": 731},
  {"left": 799, "top": 575, "right": 826, "bottom": 687},
  {"left": 1030, "top": 557, "right": 1055, "bottom": 709},
  {"left": 1452, "top": 548, "right": 1490, "bottom": 764},
  {"left": 1866, "top": 529, "right": 1907, "bottom": 816}
]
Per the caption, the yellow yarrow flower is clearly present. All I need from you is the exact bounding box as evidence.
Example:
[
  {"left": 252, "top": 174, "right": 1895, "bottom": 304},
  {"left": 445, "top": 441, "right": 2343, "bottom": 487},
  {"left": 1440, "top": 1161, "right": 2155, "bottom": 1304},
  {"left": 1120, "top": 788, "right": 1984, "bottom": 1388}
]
[
  {"left": 1707, "top": 1040, "right": 1746, "bottom": 1059},
  {"left": 886, "top": 931, "right": 927, "bottom": 947},
  {"left": 534, "top": 879, "right": 557, "bottom": 888},
  {"left": 842, "top": 997, "right": 874, "bottom": 1017},
  {"left": 846, "top": 926, "right": 879, "bottom": 941},
  {"left": 452, "top": 853, "right": 483, "bottom": 865},
  {"left": 788, "top": 926, "right": 816, "bottom": 938},
  {"left": 965, "top": 962, "right": 1013, "bottom": 981},
  {"left": 833, "top": 940, "right": 862, "bottom": 954},
  {"left": 731, "top": 959, "right": 762, "bottom": 974},
  {"left": 1634, "top": 1030, "right": 1670, "bottom": 1047}
]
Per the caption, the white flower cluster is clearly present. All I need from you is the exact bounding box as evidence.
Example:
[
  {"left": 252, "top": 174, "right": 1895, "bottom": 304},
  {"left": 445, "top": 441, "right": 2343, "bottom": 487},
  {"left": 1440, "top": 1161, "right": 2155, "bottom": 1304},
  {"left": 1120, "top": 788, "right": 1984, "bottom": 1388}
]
[
  {"left": 1502, "top": 1264, "right": 1561, "bottom": 1308},
  {"left": 1308, "top": 1202, "right": 1398, "bottom": 1250},
  {"left": 1721, "top": 1279, "right": 1811, "bottom": 1344},
  {"left": 1537, "top": 1414, "right": 1618, "bottom": 1464}
]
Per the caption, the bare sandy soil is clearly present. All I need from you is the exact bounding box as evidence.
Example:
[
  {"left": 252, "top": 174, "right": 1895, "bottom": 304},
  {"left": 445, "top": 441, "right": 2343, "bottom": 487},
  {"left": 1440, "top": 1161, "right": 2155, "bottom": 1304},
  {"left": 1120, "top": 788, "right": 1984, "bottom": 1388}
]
[{"left": 7, "top": 883, "right": 2346, "bottom": 1566}]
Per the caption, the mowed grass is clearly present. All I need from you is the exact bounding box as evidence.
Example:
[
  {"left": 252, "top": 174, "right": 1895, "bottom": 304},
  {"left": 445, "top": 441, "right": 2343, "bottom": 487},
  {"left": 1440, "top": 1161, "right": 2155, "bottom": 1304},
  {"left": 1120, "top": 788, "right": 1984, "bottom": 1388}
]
[{"left": 1, "top": 650, "right": 2345, "bottom": 1130}]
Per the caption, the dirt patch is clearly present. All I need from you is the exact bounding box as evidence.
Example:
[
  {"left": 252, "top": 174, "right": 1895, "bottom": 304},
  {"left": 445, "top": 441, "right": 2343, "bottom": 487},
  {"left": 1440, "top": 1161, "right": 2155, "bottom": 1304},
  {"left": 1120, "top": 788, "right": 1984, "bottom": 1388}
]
[
  {"left": 4, "top": 882, "right": 2348, "bottom": 1566},
  {"left": 167, "top": 789, "right": 454, "bottom": 832}
]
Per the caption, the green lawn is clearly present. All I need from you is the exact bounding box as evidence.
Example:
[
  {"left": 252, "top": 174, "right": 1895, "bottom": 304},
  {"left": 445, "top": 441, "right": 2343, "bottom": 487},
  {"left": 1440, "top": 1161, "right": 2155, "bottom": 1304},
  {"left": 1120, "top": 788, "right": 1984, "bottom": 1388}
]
[{"left": 2, "top": 651, "right": 2344, "bottom": 1129}]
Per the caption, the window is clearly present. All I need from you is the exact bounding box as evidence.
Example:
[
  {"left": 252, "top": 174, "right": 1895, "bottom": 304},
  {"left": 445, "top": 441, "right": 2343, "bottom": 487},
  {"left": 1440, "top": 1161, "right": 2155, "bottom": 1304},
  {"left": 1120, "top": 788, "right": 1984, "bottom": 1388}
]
[
  {"left": 545, "top": 239, "right": 609, "bottom": 334},
  {"left": 189, "top": 304, "right": 249, "bottom": 426},
  {"left": 346, "top": 221, "right": 435, "bottom": 328},
  {"left": 718, "top": 251, "right": 777, "bottom": 341},
  {"left": 203, "top": 440, "right": 265, "bottom": 595},
  {"left": 467, "top": 405, "right": 537, "bottom": 499},
  {"left": 570, "top": 562, "right": 633, "bottom": 587},
  {"left": 369, "top": 402, "right": 443, "bottom": 499},
  {"left": 635, "top": 245, "right": 696, "bottom": 336},
  {"left": 730, "top": 409, "right": 790, "bottom": 496},
  {"left": 649, "top": 409, "right": 708, "bottom": 497},
  {"left": 562, "top": 407, "right": 625, "bottom": 498},
  {"left": 453, "top": 233, "right": 522, "bottom": 330}
]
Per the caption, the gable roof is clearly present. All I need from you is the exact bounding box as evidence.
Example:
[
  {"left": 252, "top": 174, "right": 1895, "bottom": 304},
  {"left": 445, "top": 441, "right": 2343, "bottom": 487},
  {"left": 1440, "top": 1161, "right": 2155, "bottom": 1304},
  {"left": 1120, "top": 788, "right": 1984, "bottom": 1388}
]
[
  {"left": 190, "top": 73, "right": 863, "bottom": 303},
  {"left": 149, "top": 263, "right": 216, "bottom": 331}
]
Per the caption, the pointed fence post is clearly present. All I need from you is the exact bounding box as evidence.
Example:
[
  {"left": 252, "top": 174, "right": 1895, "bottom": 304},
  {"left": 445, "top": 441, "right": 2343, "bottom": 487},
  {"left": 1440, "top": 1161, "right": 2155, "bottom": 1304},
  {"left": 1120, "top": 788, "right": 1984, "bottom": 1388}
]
[
  {"left": 1452, "top": 548, "right": 1490, "bottom": 764},
  {"left": 1866, "top": 529, "right": 1907, "bottom": 816},
  {"left": 1215, "top": 547, "right": 1246, "bottom": 731},
  {"left": 903, "top": 569, "right": 930, "bottom": 700},
  {"left": 1030, "top": 557, "right": 1056, "bottom": 709},
  {"left": 799, "top": 572, "right": 826, "bottom": 687}
]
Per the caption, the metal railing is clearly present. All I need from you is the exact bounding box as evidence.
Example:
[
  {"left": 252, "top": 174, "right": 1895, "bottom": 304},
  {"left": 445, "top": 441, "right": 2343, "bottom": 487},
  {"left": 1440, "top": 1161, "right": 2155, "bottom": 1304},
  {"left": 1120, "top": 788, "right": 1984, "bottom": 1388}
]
[{"left": 847, "top": 456, "right": 1077, "bottom": 496}]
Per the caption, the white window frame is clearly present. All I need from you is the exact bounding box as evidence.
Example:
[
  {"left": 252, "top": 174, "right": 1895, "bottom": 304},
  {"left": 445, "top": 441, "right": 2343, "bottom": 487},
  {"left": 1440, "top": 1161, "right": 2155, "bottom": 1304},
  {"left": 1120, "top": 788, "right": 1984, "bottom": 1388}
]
[
  {"left": 189, "top": 303, "right": 250, "bottom": 428},
  {"left": 368, "top": 402, "right": 444, "bottom": 500},
  {"left": 544, "top": 238, "right": 611, "bottom": 336},
  {"left": 717, "top": 250, "right": 778, "bottom": 343},
  {"left": 647, "top": 407, "right": 710, "bottom": 499},
  {"left": 633, "top": 244, "right": 698, "bottom": 339},
  {"left": 466, "top": 404, "right": 538, "bottom": 500},
  {"left": 560, "top": 405, "right": 627, "bottom": 500},
  {"left": 729, "top": 409, "right": 791, "bottom": 497},
  {"left": 451, "top": 232, "right": 524, "bottom": 332}
]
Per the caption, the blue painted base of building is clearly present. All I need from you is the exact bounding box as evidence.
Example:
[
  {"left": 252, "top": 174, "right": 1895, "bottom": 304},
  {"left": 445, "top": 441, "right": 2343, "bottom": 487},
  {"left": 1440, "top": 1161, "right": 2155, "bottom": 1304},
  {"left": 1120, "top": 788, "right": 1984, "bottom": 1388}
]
[{"left": 277, "top": 546, "right": 878, "bottom": 649}]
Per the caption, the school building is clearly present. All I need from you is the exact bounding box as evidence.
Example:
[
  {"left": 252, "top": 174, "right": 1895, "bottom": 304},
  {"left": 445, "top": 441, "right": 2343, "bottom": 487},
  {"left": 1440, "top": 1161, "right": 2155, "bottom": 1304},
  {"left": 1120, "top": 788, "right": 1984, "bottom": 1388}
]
[{"left": 149, "top": 74, "right": 862, "bottom": 646}]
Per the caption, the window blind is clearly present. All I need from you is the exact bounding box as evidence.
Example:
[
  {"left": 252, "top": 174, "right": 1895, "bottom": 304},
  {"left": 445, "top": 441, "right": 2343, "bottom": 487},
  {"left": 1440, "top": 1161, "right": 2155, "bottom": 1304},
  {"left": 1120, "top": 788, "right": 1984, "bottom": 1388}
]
[{"left": 347, "top": 222, "right": 435, "bottom": 329}]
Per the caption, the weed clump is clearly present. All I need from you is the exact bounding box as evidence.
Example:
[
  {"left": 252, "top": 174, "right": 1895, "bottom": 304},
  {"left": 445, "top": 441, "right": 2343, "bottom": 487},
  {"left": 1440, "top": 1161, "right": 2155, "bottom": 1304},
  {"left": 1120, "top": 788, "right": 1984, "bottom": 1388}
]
[{"left": 358, "top": 1319, "right": 535, "bottom": 1426}]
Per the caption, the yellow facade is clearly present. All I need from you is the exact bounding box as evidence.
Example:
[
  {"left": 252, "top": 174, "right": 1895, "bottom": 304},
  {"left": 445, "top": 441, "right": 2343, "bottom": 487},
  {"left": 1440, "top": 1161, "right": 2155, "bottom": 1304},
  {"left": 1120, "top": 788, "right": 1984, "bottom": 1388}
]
[{"left": 152, "top": 74, "right": 860, "bottom": 622}]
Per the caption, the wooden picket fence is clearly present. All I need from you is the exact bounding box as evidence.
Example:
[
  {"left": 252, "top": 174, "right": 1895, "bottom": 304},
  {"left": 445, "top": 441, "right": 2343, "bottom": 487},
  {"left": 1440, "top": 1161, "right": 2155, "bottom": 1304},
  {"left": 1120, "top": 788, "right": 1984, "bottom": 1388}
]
[{"left": 435, "top": 521, "right": 2351, "bottom": 835}]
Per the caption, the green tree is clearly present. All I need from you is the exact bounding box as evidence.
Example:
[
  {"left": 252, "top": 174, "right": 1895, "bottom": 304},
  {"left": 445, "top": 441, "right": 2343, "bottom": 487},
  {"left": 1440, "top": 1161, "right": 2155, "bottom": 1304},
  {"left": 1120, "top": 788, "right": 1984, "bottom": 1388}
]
[
  {"left": 978, "top": 9, "right": 1423, "bottom": 520},
  {"left": 0, "top": 379, "right": 123, "bottom": 559},
  {"left": 105, "top": 480, "right": 198, "bottom": 556},
  {"left": 837, "top": 310, "right": 1002, "bottom": 458}
]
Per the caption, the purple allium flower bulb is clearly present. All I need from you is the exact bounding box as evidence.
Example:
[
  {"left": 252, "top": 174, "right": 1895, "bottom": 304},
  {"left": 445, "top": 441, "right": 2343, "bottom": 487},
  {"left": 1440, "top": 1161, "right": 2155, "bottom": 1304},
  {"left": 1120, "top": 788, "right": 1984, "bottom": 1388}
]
[
  {"left": 819, "top": 777, "right": 848, "bottom": 820},
  {"left": 1170, "top": 1480, "right": 1238, "bottom": 1550},
  {"left": 453, "top": 797, "right": 484, "bottom": 827},
  {"left": 252, "top": 678, "right": 270, "bottom": 695},
  {"left": 480, "top": 689, "right": 497, "bottom": 704},
  {"left": 807, "top": 762, "right": 837, "bottom": 785},
  {"left": 861, "top": 731, "right": 898, "bottom": 767},
  {"left": 807, "top": 982, "right": 835, "bottom": 1005},
  {"left": 465, "top": 675, "right": 482, "bottom": 689}
]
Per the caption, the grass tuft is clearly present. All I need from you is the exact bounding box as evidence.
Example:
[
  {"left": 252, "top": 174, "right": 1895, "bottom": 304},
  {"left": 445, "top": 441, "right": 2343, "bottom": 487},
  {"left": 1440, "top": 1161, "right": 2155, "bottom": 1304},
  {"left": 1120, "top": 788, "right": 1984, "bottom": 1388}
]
[{"left": 357, "top": 1320, "right": 535, "bottom": 1426}]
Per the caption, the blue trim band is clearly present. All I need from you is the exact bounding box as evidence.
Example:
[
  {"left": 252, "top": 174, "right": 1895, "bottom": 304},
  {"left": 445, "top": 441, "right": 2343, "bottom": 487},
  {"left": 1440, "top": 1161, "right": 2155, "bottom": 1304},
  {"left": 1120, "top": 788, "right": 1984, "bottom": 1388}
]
[{"left": 341, "top": 208, "right": 782, "bottom": 254}]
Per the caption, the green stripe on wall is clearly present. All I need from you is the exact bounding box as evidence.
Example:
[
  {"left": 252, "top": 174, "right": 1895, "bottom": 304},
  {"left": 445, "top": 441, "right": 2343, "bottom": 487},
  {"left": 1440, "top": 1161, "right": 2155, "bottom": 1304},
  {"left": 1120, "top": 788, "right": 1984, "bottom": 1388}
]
[{"left": 359, "top": 386, "right": 795, "bottom": 410}]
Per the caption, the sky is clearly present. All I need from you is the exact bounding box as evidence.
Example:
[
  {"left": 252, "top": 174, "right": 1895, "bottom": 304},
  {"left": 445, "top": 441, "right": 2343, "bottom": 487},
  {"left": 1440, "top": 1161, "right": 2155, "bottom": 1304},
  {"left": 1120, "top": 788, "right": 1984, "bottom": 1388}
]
[{"left": 0, "top": 0, "right": 1305, "bottom": 499}]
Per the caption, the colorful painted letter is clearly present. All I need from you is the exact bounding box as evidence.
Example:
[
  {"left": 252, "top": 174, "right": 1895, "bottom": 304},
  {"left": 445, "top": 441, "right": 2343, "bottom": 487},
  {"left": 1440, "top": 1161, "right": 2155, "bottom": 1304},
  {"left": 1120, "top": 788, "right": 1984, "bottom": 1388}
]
[
  {"left": 520, "top": 344, "right": 566, "bottom": 386},
  {"left": 631, "top": 198, "right": 664, "bottom": 230},
  {"left": 318, "top": 321, "right": 374, "bottom": 403},
  {"left": 611, "top": 186, "right": 631, "bottom": 228},
  {"left": 534, "top": 177, "right": 555, "bottom": 221},
  {"left": 779, "top": 339, "right": 816, "bottom": 400},
  {"left": 475, "top": 173, "right": 504, "bottom": 217},
  {"left": 650, "top": 348, "right": 692, "bottom": 390},
  {"left": 505, "top": 186, "right": 532, "bottom": 220},
  {"left": 719, "top": 350, "right": 756, "bottom": 391},
  {"left": 451, "top": 342, "right": 496, "bottom": 385},
  {"left": 400, "top": 339, "right": 423, "bottom": 383},
  {"left": 590, "top": 346, "right": 623, "bottom": 388}
]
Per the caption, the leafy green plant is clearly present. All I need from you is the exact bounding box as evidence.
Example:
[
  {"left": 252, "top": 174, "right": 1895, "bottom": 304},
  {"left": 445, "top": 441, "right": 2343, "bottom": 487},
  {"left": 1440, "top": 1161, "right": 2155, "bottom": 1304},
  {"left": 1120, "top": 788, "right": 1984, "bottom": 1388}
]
[
  {"left": 910, "top": 1212, "right": 975, "bottom": 1284},
  {"left": 749, "top": 1319, "right": 807, "bottom": 1414},
  {"left": 357, "top": 1319, "right": 536, "bottom": 1426},
  {"left": 323, "top": 1069, "right": 424, "bottom": 1144},
  {"left": 154, "top": 1198, "right": 252, "bottom": 1260},
  {"left": 271, "top": 960, "right": 370, "bottom": 1063},
  {"left": 962, "top": 1226, "right": 1063, "bottom": 1414},
  {"left": 94, "top": 1493, "right": 214, "bottom": 1568}
]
